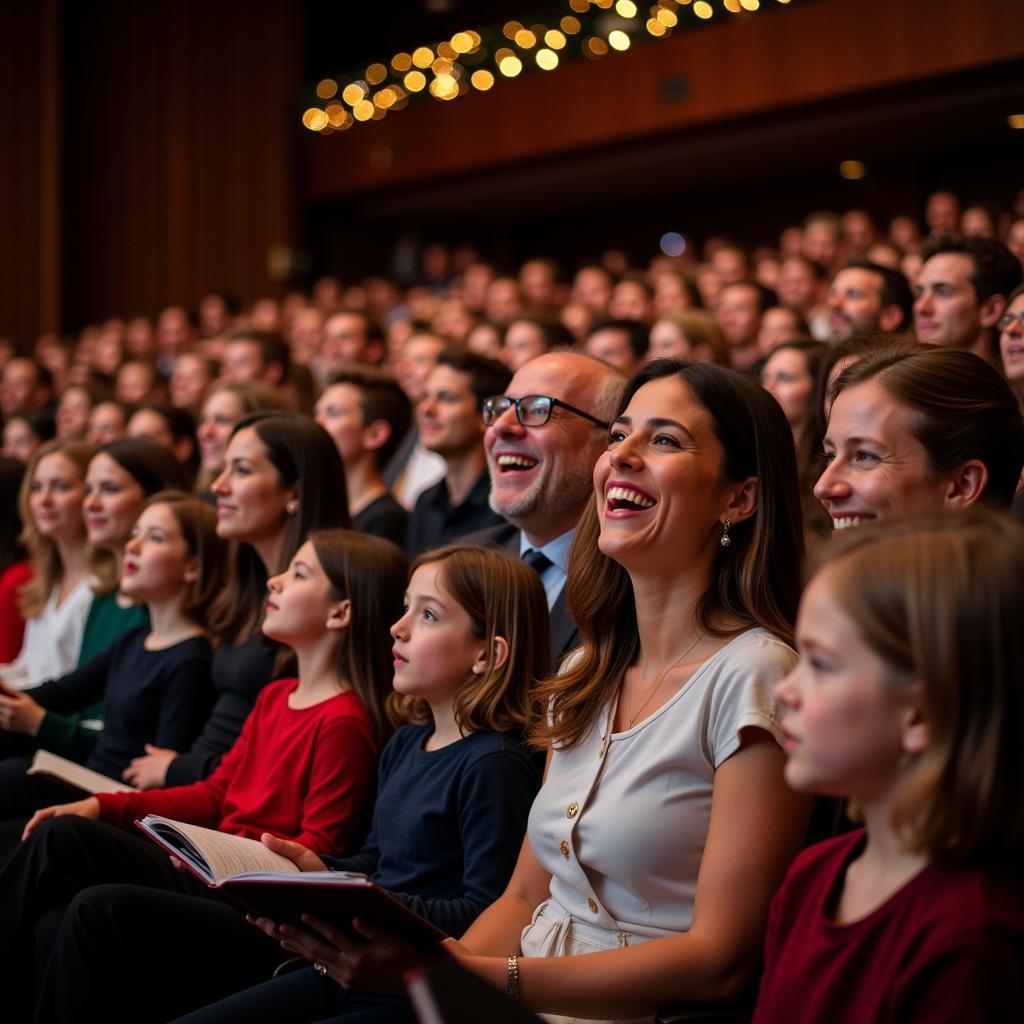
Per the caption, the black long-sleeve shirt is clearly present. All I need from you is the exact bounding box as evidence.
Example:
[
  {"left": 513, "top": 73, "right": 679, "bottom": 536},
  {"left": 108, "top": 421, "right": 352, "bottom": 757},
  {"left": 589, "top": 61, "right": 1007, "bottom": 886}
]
[{"left": 29, "top": 626, "right": 214, "bottom": 780}]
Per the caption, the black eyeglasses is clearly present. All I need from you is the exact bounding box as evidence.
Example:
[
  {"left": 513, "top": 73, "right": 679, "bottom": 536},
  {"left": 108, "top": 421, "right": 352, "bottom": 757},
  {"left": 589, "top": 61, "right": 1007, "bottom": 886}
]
[
  {"left": 998, "top": 312, "right": 1024, "bottom": 332},
  {"left": 482, "top": 394, "right": 610, "bottom": 430}
]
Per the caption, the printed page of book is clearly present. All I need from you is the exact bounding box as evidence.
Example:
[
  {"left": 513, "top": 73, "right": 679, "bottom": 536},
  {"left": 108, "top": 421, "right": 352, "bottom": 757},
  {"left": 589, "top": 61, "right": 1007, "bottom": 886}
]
[
  {"left": 139, "top": 815, "right": 300, "bottom": 885},
  {"left": 28, "top": 749, "right": 137, "bottom": 795}
]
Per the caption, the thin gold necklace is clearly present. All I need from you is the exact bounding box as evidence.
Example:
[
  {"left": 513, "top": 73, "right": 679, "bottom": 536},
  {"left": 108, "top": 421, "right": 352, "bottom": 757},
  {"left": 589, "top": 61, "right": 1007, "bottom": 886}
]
[{"left": 626, "top": 631, "right": 706, "bottom": 728}]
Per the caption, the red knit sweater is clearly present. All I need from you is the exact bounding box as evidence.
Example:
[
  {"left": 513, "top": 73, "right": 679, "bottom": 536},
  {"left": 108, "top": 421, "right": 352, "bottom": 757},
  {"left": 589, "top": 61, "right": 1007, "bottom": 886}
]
[{"left": 95, "top": 677, "right": 379, "bottom": 856}]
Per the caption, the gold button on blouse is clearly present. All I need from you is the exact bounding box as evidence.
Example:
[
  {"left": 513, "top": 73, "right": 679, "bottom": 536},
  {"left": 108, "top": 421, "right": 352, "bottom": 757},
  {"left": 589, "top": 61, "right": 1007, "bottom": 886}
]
[
  {"left": 566, "top": 802, "right": 579, "bottom": 818},
  {"left": 560, "top": 840, "right": 570, "bottom": 858},
  {"left": 587, "top": 898, "right": 598, "bottom": 913}
]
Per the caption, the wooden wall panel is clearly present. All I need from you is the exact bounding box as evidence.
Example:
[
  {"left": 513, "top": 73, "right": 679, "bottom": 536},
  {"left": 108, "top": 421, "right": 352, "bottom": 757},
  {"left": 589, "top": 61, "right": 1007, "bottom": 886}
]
[
  {"left": 306, "top": 0, "right": 1024, "bottom": 199},
  {"left": 56, "top": 0, "right": 303, "bottom": 333},
  {"left": 0, "top": 1, "right": 61, "bottom": 347}
]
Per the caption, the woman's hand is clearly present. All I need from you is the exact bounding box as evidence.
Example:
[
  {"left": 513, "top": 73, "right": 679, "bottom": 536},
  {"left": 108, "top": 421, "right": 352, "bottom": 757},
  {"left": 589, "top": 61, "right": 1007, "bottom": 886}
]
[
  {"left": 121, "top": 744, "right": 178, "bottom": 789},
  {"left": 260, "top": 833, "right": 327, "bottom": 873},
  {"left": 22, "top": 796, "right": 100, "bottom": 840},
  {"left": 247, "top": 914, "right": 422, "bottom": 995},
  {"left": 0, "top": 689, "right": 45, "bottom": 736}
]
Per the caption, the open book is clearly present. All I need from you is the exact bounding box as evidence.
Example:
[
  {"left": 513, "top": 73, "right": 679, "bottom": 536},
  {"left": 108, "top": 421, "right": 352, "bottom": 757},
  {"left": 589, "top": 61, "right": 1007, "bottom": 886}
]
[
  {"left": 28, "top": 749, "right": 137, "bottom": 795},
  {"left": 136, "top": 814, "right": 448, "bottom": 953}
]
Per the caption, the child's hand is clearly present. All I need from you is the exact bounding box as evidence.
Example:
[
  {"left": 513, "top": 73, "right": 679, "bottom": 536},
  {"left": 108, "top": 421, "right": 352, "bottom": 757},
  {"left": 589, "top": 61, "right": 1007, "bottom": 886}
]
[
  {"left": 122, "top": 744, "right": 178, "bottom": 789},
  {"left": 22, "top": 797, "right": 100, "bottom": 840},
  {"left": 261, "top": 833, "right": 327, "bottom": 872},
  {"left": 0, "top": 689, "right": 45, "bottom": 736}
]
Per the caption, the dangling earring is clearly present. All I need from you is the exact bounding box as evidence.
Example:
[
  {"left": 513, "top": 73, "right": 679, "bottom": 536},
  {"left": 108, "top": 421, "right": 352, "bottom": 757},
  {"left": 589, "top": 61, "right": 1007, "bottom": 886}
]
[
  {"left": 286, "top": 501, "right": 298, "bottom": 516},
  {"left": 720, "top": 517, "right": 732, "bottom": 548}
]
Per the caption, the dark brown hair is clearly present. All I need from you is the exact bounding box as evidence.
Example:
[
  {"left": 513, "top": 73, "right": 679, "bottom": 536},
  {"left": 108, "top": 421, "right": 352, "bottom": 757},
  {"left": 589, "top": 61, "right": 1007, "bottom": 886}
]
[
  {"left": 310, "top": 529, "right": 408, "bottom": 747},
  {"left": 533, "top": 359, "right": 804, "bottom": 750},
  {"left": 388, "top": 545, "right": 550, "bottom": 737}
]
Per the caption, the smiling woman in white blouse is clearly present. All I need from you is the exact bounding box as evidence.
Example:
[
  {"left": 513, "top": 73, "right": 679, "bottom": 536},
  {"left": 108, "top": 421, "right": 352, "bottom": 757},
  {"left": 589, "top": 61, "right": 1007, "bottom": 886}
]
[
  {"left": 0, "top": 439, "right": 94, "bottom": 690},
  {"left": 447, "top": 359, "right": 811, "bottom": 1022}
]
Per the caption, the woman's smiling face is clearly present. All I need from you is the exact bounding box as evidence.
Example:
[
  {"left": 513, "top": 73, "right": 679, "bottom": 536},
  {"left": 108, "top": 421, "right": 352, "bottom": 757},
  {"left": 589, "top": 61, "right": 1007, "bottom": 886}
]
[{"left": 594, "top": 375, "right": 727, "bottom": 570}]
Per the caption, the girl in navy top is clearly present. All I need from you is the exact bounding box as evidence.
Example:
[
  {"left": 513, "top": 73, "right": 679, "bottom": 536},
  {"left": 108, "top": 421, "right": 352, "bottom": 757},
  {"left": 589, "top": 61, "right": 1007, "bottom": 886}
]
[
  {"left": 0, "top": 491, "right": 228, "bottom": 820},
  {"left": 755, "top": 511, "right": 1024, "bottom": 1024},
  {"left": 171, "top": 543, "right": 550, "bottom": 1024}
]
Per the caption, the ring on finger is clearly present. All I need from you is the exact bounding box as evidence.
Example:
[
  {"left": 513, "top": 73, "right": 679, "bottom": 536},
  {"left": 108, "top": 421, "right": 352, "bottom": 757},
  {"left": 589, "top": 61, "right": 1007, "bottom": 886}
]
[{"left": 313, "top": 961, "right": 329, "bottom": 977}]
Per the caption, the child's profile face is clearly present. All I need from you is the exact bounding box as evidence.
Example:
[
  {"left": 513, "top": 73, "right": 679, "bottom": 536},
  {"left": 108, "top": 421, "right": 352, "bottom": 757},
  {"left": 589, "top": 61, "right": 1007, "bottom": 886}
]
[
  {"left": 263, "top": 540, "right": 333, "bottom": 644},
  {"left": 773, "top": 564, "right": 917, "bottom": 801},
  {"left": 390, "top": 562, "right": 485, "bottom": 706}
]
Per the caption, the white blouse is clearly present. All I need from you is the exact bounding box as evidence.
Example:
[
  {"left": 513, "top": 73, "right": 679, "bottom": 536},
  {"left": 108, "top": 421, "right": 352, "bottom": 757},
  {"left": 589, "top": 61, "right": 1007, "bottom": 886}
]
[
  {"left": 0, "top": 577, "right": 95, "bottom": 689},
  {"left": 526, "top": 628, "right": 795, "bottom": 940}
]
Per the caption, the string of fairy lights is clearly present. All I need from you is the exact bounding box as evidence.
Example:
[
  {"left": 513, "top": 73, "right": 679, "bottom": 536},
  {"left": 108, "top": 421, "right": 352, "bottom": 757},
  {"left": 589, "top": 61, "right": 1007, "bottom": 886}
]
[{"left": 302, "top": 0, "right": 796, "bottom": 134}]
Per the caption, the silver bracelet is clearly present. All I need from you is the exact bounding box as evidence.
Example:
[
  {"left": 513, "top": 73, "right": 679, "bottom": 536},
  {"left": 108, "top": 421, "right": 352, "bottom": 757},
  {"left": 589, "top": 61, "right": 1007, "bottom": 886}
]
[{"left": 506, "top": 954, "right": 519, "bottom": 1000}]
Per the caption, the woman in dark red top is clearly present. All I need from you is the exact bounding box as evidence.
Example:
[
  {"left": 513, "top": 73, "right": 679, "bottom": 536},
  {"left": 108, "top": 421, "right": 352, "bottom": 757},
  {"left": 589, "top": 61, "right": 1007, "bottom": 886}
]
[{"left": 756, "top": 511, "right": 1024, "bottom": 1024}]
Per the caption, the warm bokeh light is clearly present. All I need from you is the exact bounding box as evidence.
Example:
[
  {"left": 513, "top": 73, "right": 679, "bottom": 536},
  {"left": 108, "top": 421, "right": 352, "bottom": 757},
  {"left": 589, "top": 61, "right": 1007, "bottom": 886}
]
[
  {"left": 839, "top": 160, "right": 866, "bottom": 180},
  {"left": 1009, "top": 113, "right": 1024, "bottom": 129},
  {"left": 302, "top": 107, "right": 328, "bottom": 131},
  {"left": 411, "top": 46, "right": 434, "bottom": 68},
  {"left": 404, "top": 70, "right": 427, "bottom": 92},
  {"left": 303, "top": 0, "right": 798, "bottom": 133},
  {"left": 499, "top": 54, "right": 523, "bottom": 77},
  {"left": 470, "top": 69, "right": 495, "bottom": 91},
  {"left": 536, "top": 48, "right": 559, "bottom": 71},
  {"left": 341, "top": 82, "right": 366, "bottom": 106}
]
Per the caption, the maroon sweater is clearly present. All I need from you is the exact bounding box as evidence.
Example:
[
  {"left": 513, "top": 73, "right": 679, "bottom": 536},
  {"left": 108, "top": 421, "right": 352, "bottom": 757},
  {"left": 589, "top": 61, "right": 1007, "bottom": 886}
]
[
  {"left": 753, "top": 829, "right": 1024, "bottom": 1024},
  {"left": 96, "top": 677, "right": 378, "bottom": 856}
]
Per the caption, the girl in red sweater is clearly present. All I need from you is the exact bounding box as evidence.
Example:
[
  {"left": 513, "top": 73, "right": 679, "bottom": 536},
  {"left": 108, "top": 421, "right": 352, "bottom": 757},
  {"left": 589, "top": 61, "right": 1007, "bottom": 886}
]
[
  {"left": 0, "top": 528, "right": 406, "bottom": 1022},
  {"left": 755, "top": 511, "right": 1024, "bottom": 1024}
]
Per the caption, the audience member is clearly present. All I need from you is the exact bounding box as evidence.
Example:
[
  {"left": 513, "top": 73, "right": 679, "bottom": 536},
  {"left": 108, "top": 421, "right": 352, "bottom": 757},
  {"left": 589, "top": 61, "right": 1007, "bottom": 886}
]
[
  {"left": 912, "top": 233, "right": 1022, "bottom": 362},
  {"left": 826, "top": 261, "right": 913, "bottom": 344},
  {"left": 406, "top": 352, "right": 510, "bottom": 557},
  {"left": 815, "top": 344, "right": 1024, "bottom": 531},
  {"left": 314, "top": 368, "right": 411, "bottom": 547},
  {"left": 756, "top": 512, "right": 1024, "bottom": 1023},
  {"left": 647, "top": 309, "right": 730, "bottom": 365},
  {"left": 481, "top": 351, "right": 625, "bottom": 666},
  {"left": 716, "top": 281, "right": 778, "bottom": 373},
  {"left": 583, "top": 318, "right": 649, "bottom": 376}
]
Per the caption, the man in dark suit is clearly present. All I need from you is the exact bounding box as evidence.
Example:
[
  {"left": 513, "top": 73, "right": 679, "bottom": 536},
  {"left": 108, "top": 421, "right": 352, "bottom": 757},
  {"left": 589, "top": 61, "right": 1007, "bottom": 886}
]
[{"left": 474, "top": 351, "right": 626, "bottom": 669}]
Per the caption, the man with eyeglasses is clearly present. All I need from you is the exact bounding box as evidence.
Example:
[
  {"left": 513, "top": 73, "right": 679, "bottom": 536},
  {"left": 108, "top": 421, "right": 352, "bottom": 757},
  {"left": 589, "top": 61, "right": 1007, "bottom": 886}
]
[
  {"left": 913, "top": 233, "right": 1022, "bottom": 364},
  {"left": 475, "top": 351, "right": 625, "bottom": 667}
]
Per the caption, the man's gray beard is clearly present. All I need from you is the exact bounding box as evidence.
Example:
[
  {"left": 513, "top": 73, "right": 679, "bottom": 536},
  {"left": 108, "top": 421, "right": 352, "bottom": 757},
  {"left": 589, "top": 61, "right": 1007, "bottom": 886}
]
[{"left": 487, "top": 447, "right": 596, "bottom": 531}]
